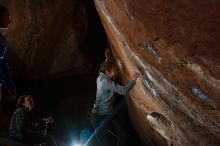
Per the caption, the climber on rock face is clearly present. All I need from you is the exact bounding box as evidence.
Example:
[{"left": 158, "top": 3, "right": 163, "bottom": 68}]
[{"left": 91, "top": 57, "right": 140, "bottom": 146}]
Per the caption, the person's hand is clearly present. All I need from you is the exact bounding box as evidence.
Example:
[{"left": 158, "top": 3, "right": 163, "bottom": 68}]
[
  {"left": 131, "top": 74, "right": 139, "bottom": 80},
  {"left": 43, "top": 117, "right": 54, "bottom": 123},
  {"left": 105, "top": 48, "right": 111, "bottom": 59},
  {"left": 43, "top": 129, "right": 47, "bottom": 136},
  {"left": 7, "top": 90, "right": 17, "bottom": 101},
  {"left": 131, "top": 69, "right": 141, "bottom": 80}
]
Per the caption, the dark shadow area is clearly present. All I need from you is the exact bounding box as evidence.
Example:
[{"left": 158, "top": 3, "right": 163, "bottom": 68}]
[{"left": 79, "top": 0, "right": 108, "bottom": 69}]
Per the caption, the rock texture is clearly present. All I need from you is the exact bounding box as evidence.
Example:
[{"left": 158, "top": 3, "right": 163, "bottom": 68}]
[
  {"left": 94, "top": 0, "right": 220, "bottom": 146},
  {"left": 0, "top": 0, "right": 98, "bottom": 79}
]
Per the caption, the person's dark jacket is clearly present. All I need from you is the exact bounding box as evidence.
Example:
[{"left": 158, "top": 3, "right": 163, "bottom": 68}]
[{"left": 0, "top": 33, "right": 15, "bottom": 92}]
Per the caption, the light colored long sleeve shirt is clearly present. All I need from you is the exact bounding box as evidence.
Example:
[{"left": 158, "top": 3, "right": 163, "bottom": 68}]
[{"left": 92, "top": 72, "right": 136, "bottom": 115}]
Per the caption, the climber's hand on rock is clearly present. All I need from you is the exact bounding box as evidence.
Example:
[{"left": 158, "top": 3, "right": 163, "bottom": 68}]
[{"left": 131, "top": 69, "right": 141, "bottom": 80}]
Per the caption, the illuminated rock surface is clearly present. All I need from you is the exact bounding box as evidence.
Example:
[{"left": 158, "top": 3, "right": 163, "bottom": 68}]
[{"left": 94, "top": 0, "right": 220, "bottom": 145}]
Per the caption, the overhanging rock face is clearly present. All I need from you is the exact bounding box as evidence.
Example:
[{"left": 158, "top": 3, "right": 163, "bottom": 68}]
[{"left": 94, "top": 0, "right": 220, "bottom": 146}]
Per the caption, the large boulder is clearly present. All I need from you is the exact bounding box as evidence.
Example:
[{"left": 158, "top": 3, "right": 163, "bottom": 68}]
[
  {"left": 1, "top": 0, "right": 97, "bottom": 79},
  {"left": 94, "top": 0, "right": 220, "bottom": 146}
]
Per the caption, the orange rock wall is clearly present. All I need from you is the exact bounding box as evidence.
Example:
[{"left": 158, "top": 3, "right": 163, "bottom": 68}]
[{"left": 94, "top": 0, "right": 220, "bottom": 145}]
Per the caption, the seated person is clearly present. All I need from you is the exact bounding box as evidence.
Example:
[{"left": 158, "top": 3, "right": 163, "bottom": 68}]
[{"left": 9, "top": 95, "right": 57, "bottom": 146}]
